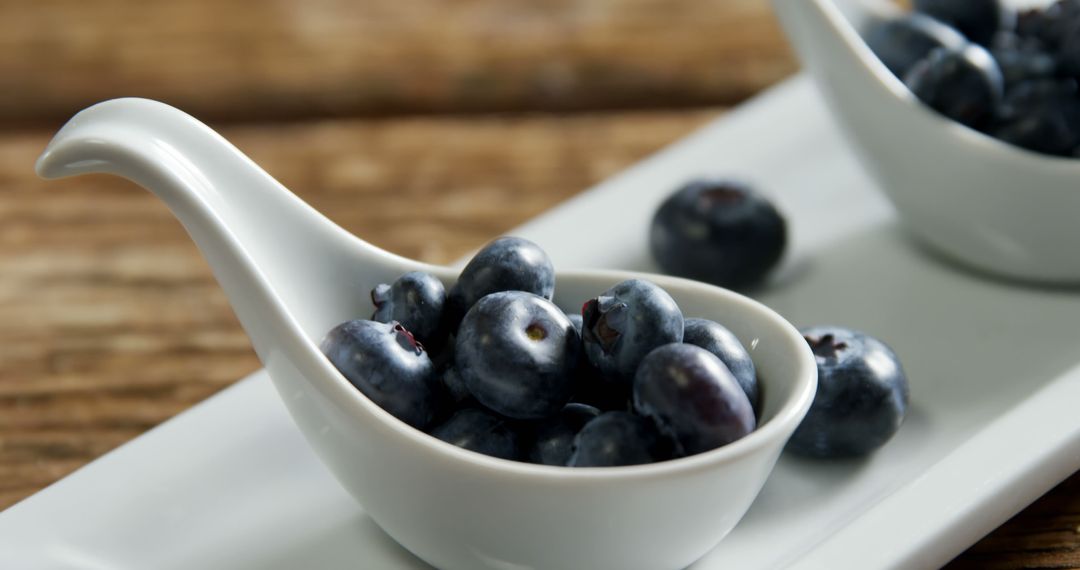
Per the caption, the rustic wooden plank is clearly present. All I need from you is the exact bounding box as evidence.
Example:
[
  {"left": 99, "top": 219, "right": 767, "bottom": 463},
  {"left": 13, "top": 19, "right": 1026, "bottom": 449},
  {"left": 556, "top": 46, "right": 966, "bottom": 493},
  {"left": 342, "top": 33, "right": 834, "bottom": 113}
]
[{"left": 0, "top": 0, "right": 795, "bottom": 125}]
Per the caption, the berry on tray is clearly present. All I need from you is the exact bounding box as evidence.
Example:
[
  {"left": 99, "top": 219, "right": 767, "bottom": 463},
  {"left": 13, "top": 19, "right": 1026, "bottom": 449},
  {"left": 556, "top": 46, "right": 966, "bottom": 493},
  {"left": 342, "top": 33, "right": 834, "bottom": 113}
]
[
  {"left": 787, "top": 326, "right": 909, "bottom": 459},
  {"left": 649, "top": 179, "right": 786, "bottom": 290}
]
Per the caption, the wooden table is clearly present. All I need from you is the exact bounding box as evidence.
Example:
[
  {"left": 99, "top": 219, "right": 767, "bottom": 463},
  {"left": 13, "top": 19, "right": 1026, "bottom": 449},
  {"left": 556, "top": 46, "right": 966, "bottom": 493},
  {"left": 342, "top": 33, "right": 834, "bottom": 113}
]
[{"left": 1, "top": 1, "right": 1077, "bottom": 567}]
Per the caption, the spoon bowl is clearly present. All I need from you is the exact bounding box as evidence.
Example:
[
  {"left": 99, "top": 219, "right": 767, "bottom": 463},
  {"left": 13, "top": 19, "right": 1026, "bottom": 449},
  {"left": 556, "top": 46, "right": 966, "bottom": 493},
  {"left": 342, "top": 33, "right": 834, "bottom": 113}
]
[
  {"left": 36, "top": 98, "right": 817, "bottom": 570},
  {"left": 773, "top": 0, "right": 1080, "bottom": 284}
]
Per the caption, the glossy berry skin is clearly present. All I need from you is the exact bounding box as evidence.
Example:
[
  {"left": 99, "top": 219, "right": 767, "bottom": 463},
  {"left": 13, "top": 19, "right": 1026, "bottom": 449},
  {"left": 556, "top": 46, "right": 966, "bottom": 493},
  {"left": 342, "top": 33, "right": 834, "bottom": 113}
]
[
  {"left": 371, "top": 271, "right": 446, "bottom": 345},
  {"left": 904, "top": 45, "right": 1005, "bottom": 129},
  {"left": 866, "top": 13, "right": 968, "bottom": 78},
  {"left": 633, "top": 344, "right": 755, "bottom": 457},
  {"left": 455, "top": 291, "right": 580, "bottom": 419},
  {"left": 582, "top": 279, "right": 684, "bottom": 384},
  {"left": 446, "top": 236, "right": 555, "bottom": 326},
  {"left": 913, "top": 0, "right": 1013, "bottom": 45},
  {"left": 320, "top": 319, "right": 440, "bottom": 430},
  {"left": 527, "top": 403, "right": 601, "bottom": 466},
  {"left": 787, "top": 327, "right": 909, "bottom": 459},
  {"left": 649, "top": 179, "right": 786, "bottom": 290},
  {"left": 568, "top": 411, "right": 673, "bottom": 467},
  {"left": 682, "top": 318, "right": 760, "bottom": 417},
  {"left": 431, "top": 407, "right": 522, "bottom": 461}
]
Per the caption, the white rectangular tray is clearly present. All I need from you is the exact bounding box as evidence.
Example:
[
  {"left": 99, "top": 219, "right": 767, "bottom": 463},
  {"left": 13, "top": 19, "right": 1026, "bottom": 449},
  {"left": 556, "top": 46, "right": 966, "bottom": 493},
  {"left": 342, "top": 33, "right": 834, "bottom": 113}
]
[{"left": 4, "top": 76, "right": 1080, "bottom": 570}]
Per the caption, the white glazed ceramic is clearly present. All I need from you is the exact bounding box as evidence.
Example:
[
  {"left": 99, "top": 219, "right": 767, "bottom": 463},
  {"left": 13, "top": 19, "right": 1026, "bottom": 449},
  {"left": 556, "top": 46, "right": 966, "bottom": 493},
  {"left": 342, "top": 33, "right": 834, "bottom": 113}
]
[
  {"left": 34, "top": 98, "right": 817, "bottom": 570},
  {"left": 772, "top": 0, "right": 1080, "bottom": 284}
]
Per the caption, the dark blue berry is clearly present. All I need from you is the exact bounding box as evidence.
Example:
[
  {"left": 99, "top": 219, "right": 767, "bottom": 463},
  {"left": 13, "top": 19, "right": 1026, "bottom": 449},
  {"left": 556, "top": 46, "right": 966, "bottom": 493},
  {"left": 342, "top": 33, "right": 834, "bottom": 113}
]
[
  {"left": 431, "top": 407, "right": 522, "bottom": 461},
  {"left": 913, "top": 0, "right": 1013, "bottom": 45},
  {"left": 787, "top": 327, "right": 909, "bottom": 459},
  {"left": 866, "top": 13, "right": 968, "bottom": 78},
  {"left": 455, "top": 291, "right": 580, "bottom": 419},
  {"left": 992, "top": 79, "right": 1080, "bottom": 156},
  {"left": 526, "top": 403, "right": 601, "bottom": 465},
  {"left": 568, "top": 411, "right": 673, "bottom": 467},
  {"left": 633, "top": 344, "right": 755, "bottom": 457},
  {"left": 905, "top": 45, "right": 1005, "bottom": 128},
  {"left": 582, "top": 279, "right": 684, "bottom": 384},
  {"left": 990, "top": 31, "right": 1057, "bottom": 86},
  {"left": 320, "top": 320, "right": 440, "bottom": 430},
  {"left": 446, "top": 236, "right": 555, "bottom": 327},
  {"left": 1016, "top": 1, "right": 1080, "bottom": 49},
  {"left": 682, "top": 318, "right": 760, "bottom": 418},
  {"left": 440, "top": 366, "right": 472, "bottom": 407},
  {"left": 566, "top": 312, "right": 583, "bottom": 336},
  {"left": 649, "top": 179, "right": 786, "bottom": 290},
  {"left": 371, "top": 271, "right": 446, "bottom": 346}
]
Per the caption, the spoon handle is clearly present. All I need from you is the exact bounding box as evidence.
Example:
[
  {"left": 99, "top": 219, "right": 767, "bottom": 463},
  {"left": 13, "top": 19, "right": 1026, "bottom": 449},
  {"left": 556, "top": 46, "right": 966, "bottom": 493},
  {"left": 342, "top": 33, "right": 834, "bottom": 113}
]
[{"left": 34, "top": 98, "right": 402, "bottom": 349}]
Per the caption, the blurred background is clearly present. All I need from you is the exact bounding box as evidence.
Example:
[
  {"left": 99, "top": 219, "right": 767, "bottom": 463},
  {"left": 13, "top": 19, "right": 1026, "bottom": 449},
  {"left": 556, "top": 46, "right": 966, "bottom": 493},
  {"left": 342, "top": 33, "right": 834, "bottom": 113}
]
[{"left": 0, "top": 0, "right": 1074, "bottom": 566}]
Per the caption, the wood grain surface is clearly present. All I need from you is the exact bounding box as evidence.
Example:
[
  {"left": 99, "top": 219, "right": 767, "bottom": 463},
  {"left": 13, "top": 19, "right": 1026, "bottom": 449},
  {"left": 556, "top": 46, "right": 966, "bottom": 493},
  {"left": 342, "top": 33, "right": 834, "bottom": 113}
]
[
  {"left": 1, "top": 0, "right": 1078, "bottom": 567},
  {"left": 0, "top": 0, "right": 794, "bottom": 126}
]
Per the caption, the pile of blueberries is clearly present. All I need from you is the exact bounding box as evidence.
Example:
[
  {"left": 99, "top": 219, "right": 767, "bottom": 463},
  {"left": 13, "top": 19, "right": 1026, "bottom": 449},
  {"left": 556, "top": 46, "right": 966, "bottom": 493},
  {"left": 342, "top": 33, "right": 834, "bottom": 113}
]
[
  {"left": 868, "top": 0, "right": 1080, "bottom": 157},
  {"left": 322, "top": 231, "right": 911, "bottom": 465},
  {"left": 320, "top": 236, "right": 762, "bottom": 467}
]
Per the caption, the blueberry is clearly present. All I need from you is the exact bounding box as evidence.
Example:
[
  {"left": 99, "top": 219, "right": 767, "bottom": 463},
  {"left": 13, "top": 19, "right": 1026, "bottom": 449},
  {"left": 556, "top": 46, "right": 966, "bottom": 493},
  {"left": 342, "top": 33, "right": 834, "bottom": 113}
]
[
  {"left": 787, "top": 327, "right": 909, "bottom": 459},
  {"left": 633, "top": 344, "right": 755, "bottom": 457},
  {"left": 682, "top": 318, "right": 760, "bottom": 417},
  {"left": 567, "top": 411, "right": 673, "bottom": 467},
  {"left": 1012, "top": 1, "right": 1080, "bottom": 77},
  {"left": 649, "top": 179, "right": 786, "bottom": 290},
  {"left": 866, "top": 13, "right": 968, "bottom": 78},
  {"left": 1056, "top": 27, "right": 1080, "bottom": 77},
  {"left": 582, "top": 279, "right": 684, "bottom": 383},
  {"left": 446, "top": 236, "right": 556, "bottom": 327},
  {"left": 431, "top": 407, "right": 522, "bottom": 461},
  {"left": 320, "top": 320, "right": 440, "bottom": 430},
  {"left": 913, "top": 0, "right": 1013, "bottom": 45},
  {"left": 371, "top": 271, "right": 446, "bottom": 346},
  {"left": 526, "top": 403, "right": 601, "bottom": 466},
  {"left": 440, "top": 366, "right": 473, "bottom": 407},
  {"left": 904, "top": 45, "right": 1005, "bottom": 129},
  {"left": 1016, "top": 1, "right": 1080, "bottom": 48},
  {"left": 991, "top": 79, "right": 1080, "bottom": 156},
  {"left": 990, "top": 31, "right": 1057, "bottom": 86},
  {"left": 455, "top": 291, "right": 580, "bottom": 419},
  {"left": 566, "top": 312, "right": 584, "bottom": 336}
]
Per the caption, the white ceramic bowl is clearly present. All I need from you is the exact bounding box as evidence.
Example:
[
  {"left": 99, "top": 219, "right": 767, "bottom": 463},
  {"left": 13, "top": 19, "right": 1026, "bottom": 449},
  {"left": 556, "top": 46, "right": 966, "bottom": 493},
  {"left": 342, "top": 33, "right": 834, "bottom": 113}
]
[
  {"left": 773, "top": 0, "right": 1080, "bottom": 284},
  {"left": 35, "top": 98, "right": 817, "bottom": 570}
]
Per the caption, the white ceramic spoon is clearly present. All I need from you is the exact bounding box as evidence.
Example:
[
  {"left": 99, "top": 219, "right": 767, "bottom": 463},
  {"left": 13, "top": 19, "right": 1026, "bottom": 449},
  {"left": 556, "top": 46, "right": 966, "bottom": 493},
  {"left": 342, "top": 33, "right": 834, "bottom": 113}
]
[
  {"left": 773, "top": 0, "right": 1080, "bottom": 284},
  {"left": 35, "top": 98, "right": 816, "bottom": 570}
]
